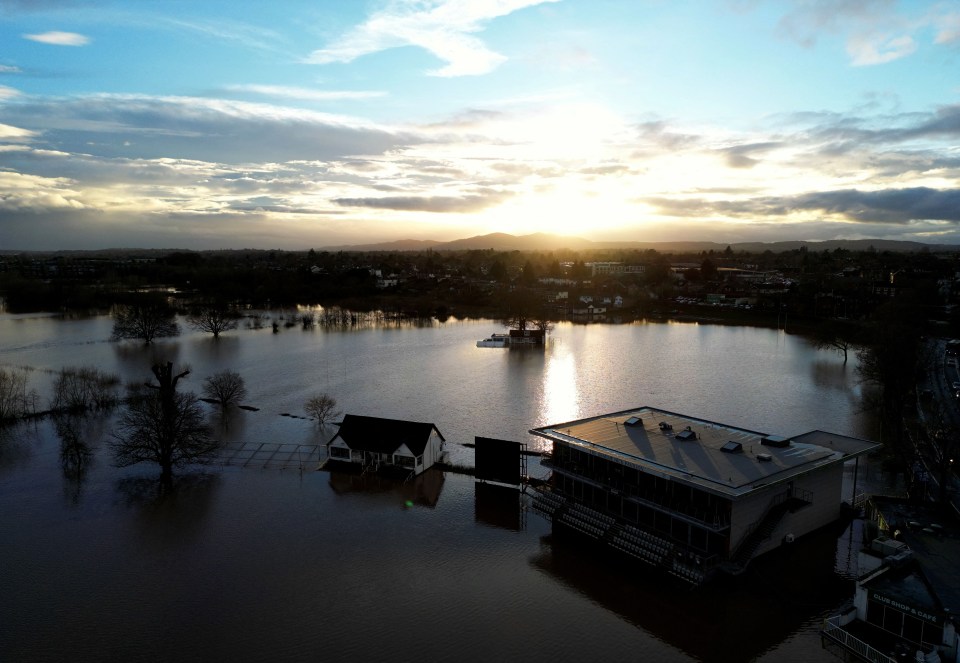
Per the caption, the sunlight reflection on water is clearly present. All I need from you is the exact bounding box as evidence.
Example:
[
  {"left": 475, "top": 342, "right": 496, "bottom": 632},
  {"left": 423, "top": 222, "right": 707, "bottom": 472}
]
[{"left": 0, "top": 315, "right": 880, "bottom": 662}]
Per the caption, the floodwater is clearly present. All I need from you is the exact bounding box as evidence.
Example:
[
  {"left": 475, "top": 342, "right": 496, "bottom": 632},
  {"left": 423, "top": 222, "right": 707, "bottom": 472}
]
[{"left": 0, "top": 313, "right": 891, "bottom": 662}]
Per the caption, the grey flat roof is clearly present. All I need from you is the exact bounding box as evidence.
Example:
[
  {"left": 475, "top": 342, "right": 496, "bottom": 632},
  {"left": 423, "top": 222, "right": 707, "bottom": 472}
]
[{"left": 530, "top": 406, "right": 881, "bottom": 499}]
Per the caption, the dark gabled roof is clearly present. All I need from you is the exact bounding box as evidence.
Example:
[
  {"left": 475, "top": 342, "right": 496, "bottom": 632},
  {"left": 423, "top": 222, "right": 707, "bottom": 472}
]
[{"left": 328, "top": 414, "right": 444, "bottom": 456}]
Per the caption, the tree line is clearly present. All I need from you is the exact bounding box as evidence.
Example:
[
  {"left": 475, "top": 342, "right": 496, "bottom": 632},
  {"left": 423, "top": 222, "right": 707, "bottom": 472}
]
[{"left": 0, "top": 361, "right": 340, "bottom": 490}]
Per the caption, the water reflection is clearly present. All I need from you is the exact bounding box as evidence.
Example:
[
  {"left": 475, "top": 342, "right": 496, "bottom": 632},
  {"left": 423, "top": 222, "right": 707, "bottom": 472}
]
[
  {"left": 328, "top": 468, "right": 445, "bottom": 507},
  {"left": 115, "top": 472, "right": 220, "bottom": 542},
  {"left": 544, "top": 350, "right": 579, "bottom": 425},
  {"left": 0, "top": 421, "right": 36, "bottom": 472},
  {"left": 531, "top": 523, "right": 853, "bottom": 663},
  {"left": 193, "top": 335, "right": 241, "bottom": 363},
  {"left": 112, "top": 340, "right": 182, "bottom": 376},
  {"left": 474, "top": 482, "right": 523, "bottom": 531},
  {"left": 53, "top": 414, "right": 95, "bottom": 506},
  {"left": 810, "top": 359, "right": 853, "bottom": 390}
]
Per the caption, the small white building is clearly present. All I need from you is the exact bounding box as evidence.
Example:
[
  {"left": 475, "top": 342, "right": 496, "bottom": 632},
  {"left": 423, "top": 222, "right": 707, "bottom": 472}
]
[{"left": 326, "top": 414, "right": 445, "bottom": 476}]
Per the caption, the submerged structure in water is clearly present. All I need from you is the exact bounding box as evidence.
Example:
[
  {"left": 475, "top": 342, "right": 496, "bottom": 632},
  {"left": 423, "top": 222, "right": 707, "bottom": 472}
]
[{"left": 530, "top": 405, "right": 879, "bottom": 586}]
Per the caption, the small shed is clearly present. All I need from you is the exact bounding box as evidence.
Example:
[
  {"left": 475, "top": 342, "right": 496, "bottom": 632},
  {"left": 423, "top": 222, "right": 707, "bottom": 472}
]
[{"left": 326, "top": 414, "right": 445, "bottom": 476}]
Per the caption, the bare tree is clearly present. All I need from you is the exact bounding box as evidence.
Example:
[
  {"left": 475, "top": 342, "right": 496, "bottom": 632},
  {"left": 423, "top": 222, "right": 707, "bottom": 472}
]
[
  {"left": 305, "top": 393, "right": 341, "bottom": 427},
  {"left": 202, "top": 370, "right": 247, "bottom": 410},
  {"left": 0, "top": 367, "right": 36, "bottom": 422},
  {"left": 811, "top": 321, "right": 862, "bottom": 365},
  {"left": 111, "top": 362, "right": 216, "bottom": 487},
  {"left": 187, "top": 304, "right": 240, "bottom": 339},
  {"left": 50, "top": 366, "right": 120, "bottom": 413},
  {"left": 111, "top": 297, "right": 180, "bottom": 345}
]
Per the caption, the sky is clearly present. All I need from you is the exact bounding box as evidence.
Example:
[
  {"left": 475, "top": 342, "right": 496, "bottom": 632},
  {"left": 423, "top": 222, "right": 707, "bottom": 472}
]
[{"left": 1, "top": 0, "right": 959, "bottom": 250}]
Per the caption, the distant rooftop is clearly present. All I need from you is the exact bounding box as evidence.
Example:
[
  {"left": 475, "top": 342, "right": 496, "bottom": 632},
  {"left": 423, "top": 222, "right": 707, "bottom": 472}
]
[{"left": 530, "top": 406, "right": 880, "bottom": 499}]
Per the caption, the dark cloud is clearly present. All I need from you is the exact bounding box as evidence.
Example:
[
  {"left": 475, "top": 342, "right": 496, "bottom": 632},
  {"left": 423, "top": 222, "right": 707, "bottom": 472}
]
[
  {"left": 633, "top": 120, "right": 702, "bottom": 151},
  {"left": 648, "top": 187, "right": 960, "bottom": 224},
  {"left": 717, "top": 142, "right": 782, "bottom": 169},
  {"left": 806, "top": 105, "right": 960, "bottom": 147},
  {"left": 333, "top": 190, "right": 510, "bottom": 213},
  {"left": 791, "top": 187, "right": 960, "bottom": 223}
]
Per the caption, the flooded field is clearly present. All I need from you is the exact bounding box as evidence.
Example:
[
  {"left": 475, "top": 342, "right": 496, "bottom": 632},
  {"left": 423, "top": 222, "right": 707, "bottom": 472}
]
[{"left": 0, "top": 314, "right": 892, "bottom": 662}]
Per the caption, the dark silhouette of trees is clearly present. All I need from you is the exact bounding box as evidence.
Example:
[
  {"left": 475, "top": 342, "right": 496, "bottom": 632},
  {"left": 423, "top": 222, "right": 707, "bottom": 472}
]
[
  {"left": 187, "top": 303, "right": 240, "bottom": 338},
  {"left": 111, "top": 296, "right": 180, "bottom": 345},
  {"left": 112, "top": 362, "right": 216, "bottom": 487},
  {"left": 856, "top": 299, "right": 926, "bottom": 449},
  {"left": 811, "top": 321, "right": 863, "bottom": 364},
  {"left": 305, "top": 393, "right": 341, "bottom": 428},
  {"left": 0, "top": 367, "right": 36, "bottom": 422},
  {"left": 202, "top": 370, "right": 247, "bottom": 411},
  {"left": 50, "top": 366, "right": 120, "bottom": 412}
]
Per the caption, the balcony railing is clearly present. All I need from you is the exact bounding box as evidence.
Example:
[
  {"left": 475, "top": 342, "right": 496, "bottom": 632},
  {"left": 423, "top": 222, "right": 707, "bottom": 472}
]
[{"left": 820, "top": 615, "right": 897, "bottom": 663}]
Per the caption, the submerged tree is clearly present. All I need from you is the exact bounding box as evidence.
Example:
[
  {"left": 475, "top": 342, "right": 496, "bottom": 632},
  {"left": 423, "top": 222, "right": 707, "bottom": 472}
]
[
  {"left": 0, "top": 367, "right": 36, "bottom": 422},
  {"left": 112, "top": 362, "right": 217, "bottom": 487},
  {"left": 111, "top": 296, "right": 180, "bottom": 345},
  {"left": 186, "top": 303, "right": 240, "bottom": 339},
  {"left": 202, "top": 370, "right": 247, "bottom": 411},
  {"left": 50, "top": 366, "right": 121, "bottom": 413},
  {"left": 811, "top": 320, "right": 863, "bottom": 365},
  {"left": 304, "top": 393, "right": 341, "bottom": 428}
]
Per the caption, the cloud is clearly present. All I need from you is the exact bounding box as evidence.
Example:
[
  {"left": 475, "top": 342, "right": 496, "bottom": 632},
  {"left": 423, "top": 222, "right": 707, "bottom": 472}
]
[
  {"left": 0, "top": 65, "right": 23, "bottom": 73},
  {"left": 934, "top": 11, "right": 960, "bottom": 44},
  {"left": 647, "top": 187, "right": 960, "bottom": 225},
  {"left": 334, "top": 190, "right": 510, "bottom": 213},
  {"left": 1, "top": 94, "right": 417, "bottom": 163},
  {"left": 774, "top": 0, "right": 930, "bottom": 66},
  {"left": 0, "top": 85, "right": 21, "bottom": 100},
  {"left": 23, "top": 31, "right": 90, "bottom": 46},
  {"left": 305, "top": 0, "right": 560, "bottom": 76},
  {"left": 790, "top": 187, "right": 960, "bottom": 223},
  {"left": 847, "top": 33, "right": 915, "bottom": 66},
  {"left": 0, "top": 122, "right": 35, "bottom": 140},
  {"left": 225, "top": 84, "right": 387, "bottom": 102},
  {"left": 717, "top": 141, "right": 781, "bottom": 169}
]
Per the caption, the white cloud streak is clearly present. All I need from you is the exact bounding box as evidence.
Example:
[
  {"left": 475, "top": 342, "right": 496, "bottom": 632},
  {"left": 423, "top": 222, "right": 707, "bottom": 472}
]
[
  {"left": 305, "top": 0, "right": 560, "bottom": 76},
  {"left": 225, "top": 84, "right": 387, "bottom": 102},
  {"left": 23, "top": 30, "right": 90, "bottom": 46}
]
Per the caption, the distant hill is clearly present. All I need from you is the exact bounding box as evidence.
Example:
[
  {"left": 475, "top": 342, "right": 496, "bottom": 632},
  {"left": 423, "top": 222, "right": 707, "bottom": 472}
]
[
  {"left": 7, "top": 234, "right": 958, "bottom": 257},
  {"left": 319, "top": 233, "right": 960, "bottom": 254}
]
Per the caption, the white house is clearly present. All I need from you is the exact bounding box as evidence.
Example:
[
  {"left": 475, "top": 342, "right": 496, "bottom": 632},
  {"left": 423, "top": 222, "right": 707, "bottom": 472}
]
[{"left": 326, "top": 414, "right": 445, "bottom": 476}]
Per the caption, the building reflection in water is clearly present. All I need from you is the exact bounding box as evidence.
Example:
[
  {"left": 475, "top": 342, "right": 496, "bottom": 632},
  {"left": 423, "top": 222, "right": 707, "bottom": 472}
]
[
  {"left": 529, "top": 521, "right": 855, "bottom": 663},
  {"left": 327, "top": 468, "right": 445, "bottom": 508}
]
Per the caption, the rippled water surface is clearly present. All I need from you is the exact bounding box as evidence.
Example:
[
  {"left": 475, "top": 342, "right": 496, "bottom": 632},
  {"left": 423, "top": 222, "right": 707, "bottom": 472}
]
[{"left": 0, "top": 315, "right": 885, "bottom": 662}]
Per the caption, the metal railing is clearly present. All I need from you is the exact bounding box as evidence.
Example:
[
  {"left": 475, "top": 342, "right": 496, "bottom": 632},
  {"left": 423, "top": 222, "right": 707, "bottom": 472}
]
[{"left": 820, "top": 615, "right": 896, "bottom": 663}]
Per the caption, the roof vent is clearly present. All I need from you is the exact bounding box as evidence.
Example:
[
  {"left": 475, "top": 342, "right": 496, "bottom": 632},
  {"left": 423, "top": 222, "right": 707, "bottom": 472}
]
[
  {"left": 761, "top": 435, "right": 790, "bottom": 448},
  {"left": 658, "top": 421, "right": 673, "bottom": 431},
  {"left": 721, "top": 441, "right": 743, "bottom": 454},
  {"left": 757, "top": 453, "right": 773, "bottom": 462},
  {"left": 675, "top": 428, "right": 697, "bottom": 442},
  {"left": 624, "top": 416, "right": 642, "bottom": 427}
]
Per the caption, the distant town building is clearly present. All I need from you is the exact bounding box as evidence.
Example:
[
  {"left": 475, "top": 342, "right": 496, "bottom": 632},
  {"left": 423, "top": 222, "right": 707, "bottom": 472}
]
[{"left": 587, "top": 262, "right": 646, "bottom": 277}]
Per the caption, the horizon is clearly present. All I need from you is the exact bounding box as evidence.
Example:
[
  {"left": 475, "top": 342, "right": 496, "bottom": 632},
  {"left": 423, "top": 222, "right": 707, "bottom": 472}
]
[
  {"left": 1, "top": 1, "right": 959, "bottom": 250},
  {"left": 0, "top": 230, "right": 949, "bottom": 256}
]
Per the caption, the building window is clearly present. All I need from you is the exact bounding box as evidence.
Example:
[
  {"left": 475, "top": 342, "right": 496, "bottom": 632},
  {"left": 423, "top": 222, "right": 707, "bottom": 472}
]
[
  {"left": 330, "top": 446, "right": 350, "bottom": 459},
  {"left": 394, "top": 455, "right": 415, "bottom": 468}
]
